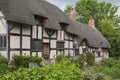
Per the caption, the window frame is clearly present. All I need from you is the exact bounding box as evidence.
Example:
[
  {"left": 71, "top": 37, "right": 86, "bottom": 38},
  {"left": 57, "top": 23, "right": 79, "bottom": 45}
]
[
  {"left": 31, "top": 39, "right": 42, "bottom": 52},
  {"left": 0, "top": 34, "right": 7, "bottom": 50},
  {"left": 57, "top": 42, "right": 64, "bottom": 51}
]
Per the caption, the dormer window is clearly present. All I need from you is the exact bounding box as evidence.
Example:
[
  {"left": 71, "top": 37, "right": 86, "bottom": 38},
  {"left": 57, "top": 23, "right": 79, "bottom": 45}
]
[
  {"left": 57, "top": 23, "right": 68, "bottom": 40},
  {"left": 34, "top": 15, "right": 45, "bottom": 26}
]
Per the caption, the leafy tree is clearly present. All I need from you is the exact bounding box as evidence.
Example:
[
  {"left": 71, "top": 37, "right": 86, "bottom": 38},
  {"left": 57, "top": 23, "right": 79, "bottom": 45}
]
[
  {"left": 64, "top": 0, "right": 120, "bottom": 57},
  {"left": 64, "top": 5, "right": 73, "bottom": 15}
]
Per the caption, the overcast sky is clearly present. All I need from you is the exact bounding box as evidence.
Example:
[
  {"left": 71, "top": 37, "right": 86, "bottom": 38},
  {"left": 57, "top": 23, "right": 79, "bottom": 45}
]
[{"left": 46, "top": 0, "right": 120, "bottom": 15}]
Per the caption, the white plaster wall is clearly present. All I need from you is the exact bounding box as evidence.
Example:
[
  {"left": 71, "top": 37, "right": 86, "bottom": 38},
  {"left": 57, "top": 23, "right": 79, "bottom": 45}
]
[
  {"left": 95, "top": 52, "right": 97, "bottom": 57},
  {"left": 38, "top": 52, "right": 42, "bottom": 57},
  {"left": 32, "top": 26, "right": 37, "bottom": 38},
  {"left": 22, "top": 37, "right": 30, "bottom": 49},
  {"left": 32, "top": 52, "right": 37, "bottom": 56},
  {"left": 0, "top": 51, "right": 7, "bottom": 59},
  {"left": 65, "top": 41, "right": 69, "bottom": 48},
  {"left": 51, "top": 40, "right": 56, "bottom": 48},
  {"left": 61, "top": 31, "right": 64, "bottom": 39},
  {"left": 10, "top": 51, "right": 20, "bottom": 60},
  {"left": 51, "top": 32, "right": 56, "bottom": 38},
  {"left": 104, "top": 52, "right": 109, "bottom": 58},
  {"left": 95, "top": 57, "right": 102, "bottom": 62},
  {"left": 10, "top": 36, "right": 20, "bottom": 48},
  {"left": 79, "top": 46, "right": 83, "bottom": 54},
  {"left": 22, "top": 51, "right": 30, "bottom": 56},
  {"left": 50, "top": 50, "right": 56, "bottom": 59},
  {"left": 38, "top": 27, "right": 42, "bottom": 39},
  {"left": 57, "top": 31, "right": 61, "bottom": 39},
  {"left": 0, "top": 11, "right": 7, "bottom": 34},
  {"left": 70, "top": 35, "right": 73, "bottom": 40},
  {"left": 43, "top": 39, "right": 49, "bottom": 43},
  {"left": 65, "top": 32, "right": 69, "bottom": 39},
  {"left": 70, "top": 41, "right": 73, "bottom": 48},
  {"left": 69, "top": 50, "right": 74, "bottom": 56},
  {"left": 64, "top": 50, "right": 69, "bottom": 56},
  {"left": 57, "top": 51, "right": 64, "bottom": 55},
  {"left": 10, "top": 24, "right": 20, "bottom": 34},
  {"left": 43, "top": 29, "right": 48, "bottom": 37},
  {"left": 22, "top": 25, "right": 30, "bottom": 35}
]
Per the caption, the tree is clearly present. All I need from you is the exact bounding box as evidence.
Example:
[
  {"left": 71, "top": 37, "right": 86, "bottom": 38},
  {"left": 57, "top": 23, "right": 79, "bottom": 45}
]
[
  {"left": 64, "top": 5, "right": 73, "bottom": 15},
  {"left": 64, "top": 0, "right": 120, "bottom": 57}
]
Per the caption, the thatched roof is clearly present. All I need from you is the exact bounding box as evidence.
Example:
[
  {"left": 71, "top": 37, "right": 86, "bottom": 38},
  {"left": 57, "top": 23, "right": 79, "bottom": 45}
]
[
  {"left": 74, "top": 22, "right": 111, "bottom": 48},
  {"left": 0, "top": 0, "right": 110, "bottom": 48}
]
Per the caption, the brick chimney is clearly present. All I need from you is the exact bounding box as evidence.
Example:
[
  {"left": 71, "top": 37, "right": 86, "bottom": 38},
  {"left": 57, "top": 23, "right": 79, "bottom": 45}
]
[
  {"left": 69, "top": 8, "right": 77, "bottom": 21},
  {"left": 88, "top": 19, "right": 95, "bottom": 29}
]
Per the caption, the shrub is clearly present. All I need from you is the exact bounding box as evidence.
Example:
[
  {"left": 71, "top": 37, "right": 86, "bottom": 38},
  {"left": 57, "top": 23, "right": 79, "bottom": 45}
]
[
  {"left": 12, "top": 55, "right": 42, "bottom": 68},
  {"left": 86, "top": 52, "right": 95, "bottom": 66},
  {"left": 0, "top": 55, "right": 9, "bottom": 76},
  {"left": 80, "top": 68, "right": 112, "bottom": 80},
  {"left": 1, "top": 58, "right": 81, "bottom": 80},
  {"left": 0, "top": 55, "right": 8, "bottom": 64},
  {"left": 101, "top": 58, "right": 117, "bottom": 67},
  {"left": 71, "top": 56, "right": 85, "bottom": 69},
  {"left": 55, "top": 55, "right": 68, "bottom": 63}
]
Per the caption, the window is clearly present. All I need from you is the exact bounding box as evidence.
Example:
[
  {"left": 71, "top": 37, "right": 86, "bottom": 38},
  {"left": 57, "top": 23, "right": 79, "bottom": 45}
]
[
  {"left": 75, "top": 49, "right": 79, "bottom": 56},
  {"left": 32, "top": 39, "right": 42, "bottom": 51},
  {"left": 98, "top": 52, "right": 100, "bottom": 57},
  {"left": 83, "top": 48, "right": 87, "bottom": 53},
  {"left": 57, "top": 42, "right": 64, "bottom": 50},
  {"left": 0, "top": 35, "right": 6, "bottom": 50},
  {"left": 34, "top": 15, "right": 44, "bottom": 26}
]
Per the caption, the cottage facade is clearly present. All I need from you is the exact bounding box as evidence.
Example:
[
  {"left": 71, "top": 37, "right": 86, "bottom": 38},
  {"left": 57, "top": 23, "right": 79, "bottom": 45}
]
[{"left": 0, "top": 0, "right": 110, "bottom": 61}]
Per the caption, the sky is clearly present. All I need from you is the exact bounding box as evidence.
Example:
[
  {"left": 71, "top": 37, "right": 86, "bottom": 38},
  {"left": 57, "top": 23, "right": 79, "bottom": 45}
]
[{"left": 46, "top": 0, "right": 120, "bottom": 15}]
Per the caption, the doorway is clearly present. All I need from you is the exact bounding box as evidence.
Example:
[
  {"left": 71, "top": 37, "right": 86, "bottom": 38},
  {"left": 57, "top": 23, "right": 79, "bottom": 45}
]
[{"left": 42, "top": 43, "right": 50, "bottom": 59}]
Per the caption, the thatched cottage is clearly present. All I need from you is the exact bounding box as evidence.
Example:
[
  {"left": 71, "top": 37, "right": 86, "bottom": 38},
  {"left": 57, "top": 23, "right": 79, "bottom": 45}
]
[{"left": 0, "top": 0, "right": 110, "bottom": 61}]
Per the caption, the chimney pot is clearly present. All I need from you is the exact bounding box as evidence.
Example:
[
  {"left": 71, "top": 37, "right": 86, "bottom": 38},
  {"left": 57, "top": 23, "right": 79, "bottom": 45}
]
[
  {"left": 88, "top": 19, "right": 95, "bottom": 29},
  {"left": 69, "top": 8, "right": 77, "bottom": 21}
]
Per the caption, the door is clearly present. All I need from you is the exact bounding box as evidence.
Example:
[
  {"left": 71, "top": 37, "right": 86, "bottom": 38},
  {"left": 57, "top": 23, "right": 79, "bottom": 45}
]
[{"left": 43, "top": 43, "right": 50, "bottom": 59}]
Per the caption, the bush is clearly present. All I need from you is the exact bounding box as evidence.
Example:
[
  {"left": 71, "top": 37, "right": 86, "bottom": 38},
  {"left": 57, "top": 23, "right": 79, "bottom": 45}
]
[
  {"left": 101, "top": 58, "right": 117, "bottom": 67},
  {"left": 55, "top": 55, "right": 68, "bottom": 63},
  {"left": 0, "top": 55, "right": 8, "bottom": 64},
  {"left": 71, "top": 56, "right": 86, "bottom": 69},
  {"left": 86, "top": 52, "right": 95, "bottom": 66},
  {"left": 80, "top": 68, "right": 112, "bottom": 80},
  {"left": 12, "top": 55, "right": 42, "bottom": 68},
  {"left": 1, "top": 58, "right": 81, "bottom": 80},
  {"left": 0, "top": 55, "right": 9, "bottom": 76}
]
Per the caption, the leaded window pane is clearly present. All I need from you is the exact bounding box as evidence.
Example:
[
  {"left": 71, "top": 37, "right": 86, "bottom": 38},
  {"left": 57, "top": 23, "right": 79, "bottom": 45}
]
[{"left": 32, "top": 39, "right": 42, "bottom": 51}]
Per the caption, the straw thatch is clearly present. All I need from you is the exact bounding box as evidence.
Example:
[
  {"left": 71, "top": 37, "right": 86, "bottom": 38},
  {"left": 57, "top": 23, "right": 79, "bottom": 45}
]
[{"left": 0, "top": 0, "right": 111, "bottom": 48}]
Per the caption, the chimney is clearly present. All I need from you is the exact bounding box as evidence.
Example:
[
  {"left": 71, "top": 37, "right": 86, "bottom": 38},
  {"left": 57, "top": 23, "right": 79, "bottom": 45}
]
[
  {"left": 88, "top": 19, "right": 95, "bottom": 29},
  {"left": 69, "top": 8, "right": 77, "bottom": 21}
]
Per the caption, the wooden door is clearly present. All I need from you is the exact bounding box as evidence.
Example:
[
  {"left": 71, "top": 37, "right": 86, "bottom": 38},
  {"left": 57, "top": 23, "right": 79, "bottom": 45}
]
[{"left": 43, "top": 43, "right": 50, "bottom": 59}]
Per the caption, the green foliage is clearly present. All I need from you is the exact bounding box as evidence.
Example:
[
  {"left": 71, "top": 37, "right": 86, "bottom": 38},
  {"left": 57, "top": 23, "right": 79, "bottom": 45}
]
[
  {"left": 55, "top": 55, "right": 69, "bottom": 63},
  {"left": 0, "top": 55, "right": 8, "bottom": 64},
  {"left": 80, "top": 68, "right": 112, "bottom": 80},
  {"left": 101, "top": 58, "right": 117, "bottom": 67},
  {"left": 12, "top": 55, "right": 42, "bottom": 68},
  {"left": 1, "top": 58, "right": 81, "bottom": 80},
  {"left": 71, "top": 55, "right": 86, "bottom": 68},
  {"left": 0, "top": 55, "right": 9, "bottom": 76},
  {"left": 93, "top": 58, "right": 120, "bottom": 79},
  {"left": 64, "top": 0, "right": 120, "bottom": 57},
  {"left": 64, "top": 5, "right": 73, "bottom": 15},
  {"left": 86, "top": 52, "right": 95, "bottom": 66}
]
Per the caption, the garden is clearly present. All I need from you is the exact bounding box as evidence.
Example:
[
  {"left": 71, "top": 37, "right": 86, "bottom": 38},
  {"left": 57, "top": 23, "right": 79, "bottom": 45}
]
[{"left": 0, "top": 53, "right": 120, "bottom": 80}]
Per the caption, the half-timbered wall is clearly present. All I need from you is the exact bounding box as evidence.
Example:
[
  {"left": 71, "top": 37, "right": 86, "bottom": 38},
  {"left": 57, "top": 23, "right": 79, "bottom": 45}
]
[
  {"left": 0, "top": 11, "right": 7, "bottom": 58},
  {"left": 57, "top": 29, "right": 74, "bottom": 57},
  {"left": 9, "top": 23, "right": 31, "bottom": 60},
  {"left": 32, "top": 25, "right": 42, "bottom": 57}
]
